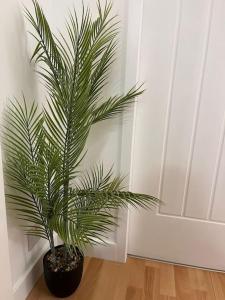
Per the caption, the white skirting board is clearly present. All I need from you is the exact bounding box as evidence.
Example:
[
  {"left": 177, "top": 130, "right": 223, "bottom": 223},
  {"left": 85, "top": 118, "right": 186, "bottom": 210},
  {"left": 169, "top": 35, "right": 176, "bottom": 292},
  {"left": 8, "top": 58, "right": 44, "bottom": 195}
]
[{"left": 12, "top": 241, "right": 49, "bottom": 300}]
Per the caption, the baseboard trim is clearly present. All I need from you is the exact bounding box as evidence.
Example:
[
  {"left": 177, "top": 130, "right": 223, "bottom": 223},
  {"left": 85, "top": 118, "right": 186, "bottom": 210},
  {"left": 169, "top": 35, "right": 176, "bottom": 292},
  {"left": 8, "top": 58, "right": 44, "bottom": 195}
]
[
  {"left": 128, "top": 254, "right": 225, "bottom": 274},
  {"left": 13, "top": 242, "right": 49, "bottom": 300}
]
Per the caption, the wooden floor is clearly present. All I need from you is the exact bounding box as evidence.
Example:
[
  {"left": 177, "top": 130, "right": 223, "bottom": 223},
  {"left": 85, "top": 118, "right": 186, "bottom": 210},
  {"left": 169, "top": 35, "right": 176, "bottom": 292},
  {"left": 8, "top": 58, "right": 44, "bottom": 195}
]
[{"left": 27, "top": 256, "right": 225, "bottom": 300}]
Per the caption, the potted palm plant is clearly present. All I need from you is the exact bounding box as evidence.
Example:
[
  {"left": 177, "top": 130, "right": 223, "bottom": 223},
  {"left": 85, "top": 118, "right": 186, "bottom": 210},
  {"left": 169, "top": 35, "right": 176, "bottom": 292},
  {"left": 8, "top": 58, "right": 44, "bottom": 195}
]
[{"left": 3, "top": 0, "right": 159, "bottom": 298}]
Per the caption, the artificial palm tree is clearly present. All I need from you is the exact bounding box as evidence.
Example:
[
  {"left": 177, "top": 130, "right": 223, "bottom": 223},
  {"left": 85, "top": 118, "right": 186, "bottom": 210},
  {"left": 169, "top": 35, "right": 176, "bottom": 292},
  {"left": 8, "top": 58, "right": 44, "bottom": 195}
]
[{"left": 3, "top": 0, "right": 159, "bottom": 296}]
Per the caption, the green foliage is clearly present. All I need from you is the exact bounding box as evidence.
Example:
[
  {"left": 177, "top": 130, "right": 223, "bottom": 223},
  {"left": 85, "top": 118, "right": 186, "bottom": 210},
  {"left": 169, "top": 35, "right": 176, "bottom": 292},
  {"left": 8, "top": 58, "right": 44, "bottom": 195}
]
[{"left": 4, "top": 0, "right": 159, "bottom": 254}]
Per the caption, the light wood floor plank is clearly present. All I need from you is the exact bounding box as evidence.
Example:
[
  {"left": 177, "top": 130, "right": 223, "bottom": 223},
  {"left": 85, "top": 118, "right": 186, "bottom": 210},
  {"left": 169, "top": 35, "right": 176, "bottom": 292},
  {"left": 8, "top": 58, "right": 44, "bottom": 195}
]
[
  {"left": 27, "top": 257, "right": 224, "bottom": 300},
  {"left": 210, "top": 272, "right": 225, "bottom": 300},
  {"left": 188, "top": 268, "right": 216, "bottom": 299},
  {"left": 144, "top": 264, "right": 160, "bottom": 299},
  {"left": 159, "top": 263, "right": 176, "bottom": 297}
]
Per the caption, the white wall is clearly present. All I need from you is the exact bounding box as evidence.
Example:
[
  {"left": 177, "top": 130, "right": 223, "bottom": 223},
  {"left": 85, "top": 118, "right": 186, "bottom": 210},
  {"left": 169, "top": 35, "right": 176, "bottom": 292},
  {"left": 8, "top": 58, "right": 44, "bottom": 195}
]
[
  {"left": 0, "top": 1, "right": 51, "bottom": 298},
  {"left": 0, "top": 149, "right": 13, "bottom": 300},
  {"left": 0, "top": 0, "right": 128, "bottom": 299}
]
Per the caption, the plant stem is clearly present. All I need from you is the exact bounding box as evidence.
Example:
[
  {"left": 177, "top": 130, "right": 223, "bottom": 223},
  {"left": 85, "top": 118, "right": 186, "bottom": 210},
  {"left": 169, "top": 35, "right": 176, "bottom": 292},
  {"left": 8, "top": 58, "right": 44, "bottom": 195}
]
[{"left": 49, "top": 230, "right": 56, "bottom": 261}]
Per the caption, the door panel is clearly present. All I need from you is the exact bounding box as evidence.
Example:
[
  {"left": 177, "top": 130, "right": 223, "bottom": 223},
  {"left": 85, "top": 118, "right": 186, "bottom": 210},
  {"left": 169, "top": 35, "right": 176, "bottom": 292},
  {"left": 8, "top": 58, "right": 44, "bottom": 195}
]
[{"left": 128, "top": 0, "right": 225, "bottom": 269}]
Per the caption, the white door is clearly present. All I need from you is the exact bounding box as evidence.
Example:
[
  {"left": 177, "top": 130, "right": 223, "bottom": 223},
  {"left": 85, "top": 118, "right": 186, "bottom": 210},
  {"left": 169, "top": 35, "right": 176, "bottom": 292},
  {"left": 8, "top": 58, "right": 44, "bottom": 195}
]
[{"left": 127, "top": 0, "right": 225, "bottom": 270}]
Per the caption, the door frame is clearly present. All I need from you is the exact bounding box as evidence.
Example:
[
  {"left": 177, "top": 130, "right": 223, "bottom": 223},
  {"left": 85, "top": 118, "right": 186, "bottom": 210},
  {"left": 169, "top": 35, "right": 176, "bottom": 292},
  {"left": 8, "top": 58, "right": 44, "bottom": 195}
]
[{"left": 119, "top": 0, "right": 144, "bottom": 262}]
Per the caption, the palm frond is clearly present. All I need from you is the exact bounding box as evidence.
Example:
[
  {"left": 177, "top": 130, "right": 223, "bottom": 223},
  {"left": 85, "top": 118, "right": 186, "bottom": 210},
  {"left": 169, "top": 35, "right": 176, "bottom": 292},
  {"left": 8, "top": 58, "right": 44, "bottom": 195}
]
[
  {"left": 50, "top": 209, "right": 116, "bottom": 249},
  {"left": 51, "top": 164, "right": 160, "bottom": 248},
  {"left": 4, "top": 98, "right": 61, "bottom": 244},
  {"left": 75, "top": 164, "right": 159, "bottom": 210},
  {"left": 25, "top": 0, "right": 64, "bottom": 88},
  {"left": 92, "top": 86, "right": 144, "bottom": 124}
]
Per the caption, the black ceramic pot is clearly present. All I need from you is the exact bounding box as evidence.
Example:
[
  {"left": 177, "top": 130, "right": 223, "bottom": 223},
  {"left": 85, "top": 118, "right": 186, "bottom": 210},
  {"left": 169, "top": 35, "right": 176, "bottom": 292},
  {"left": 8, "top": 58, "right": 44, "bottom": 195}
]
[{"left": 43, "top": 245, "right": 84, "bottom": 298}]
